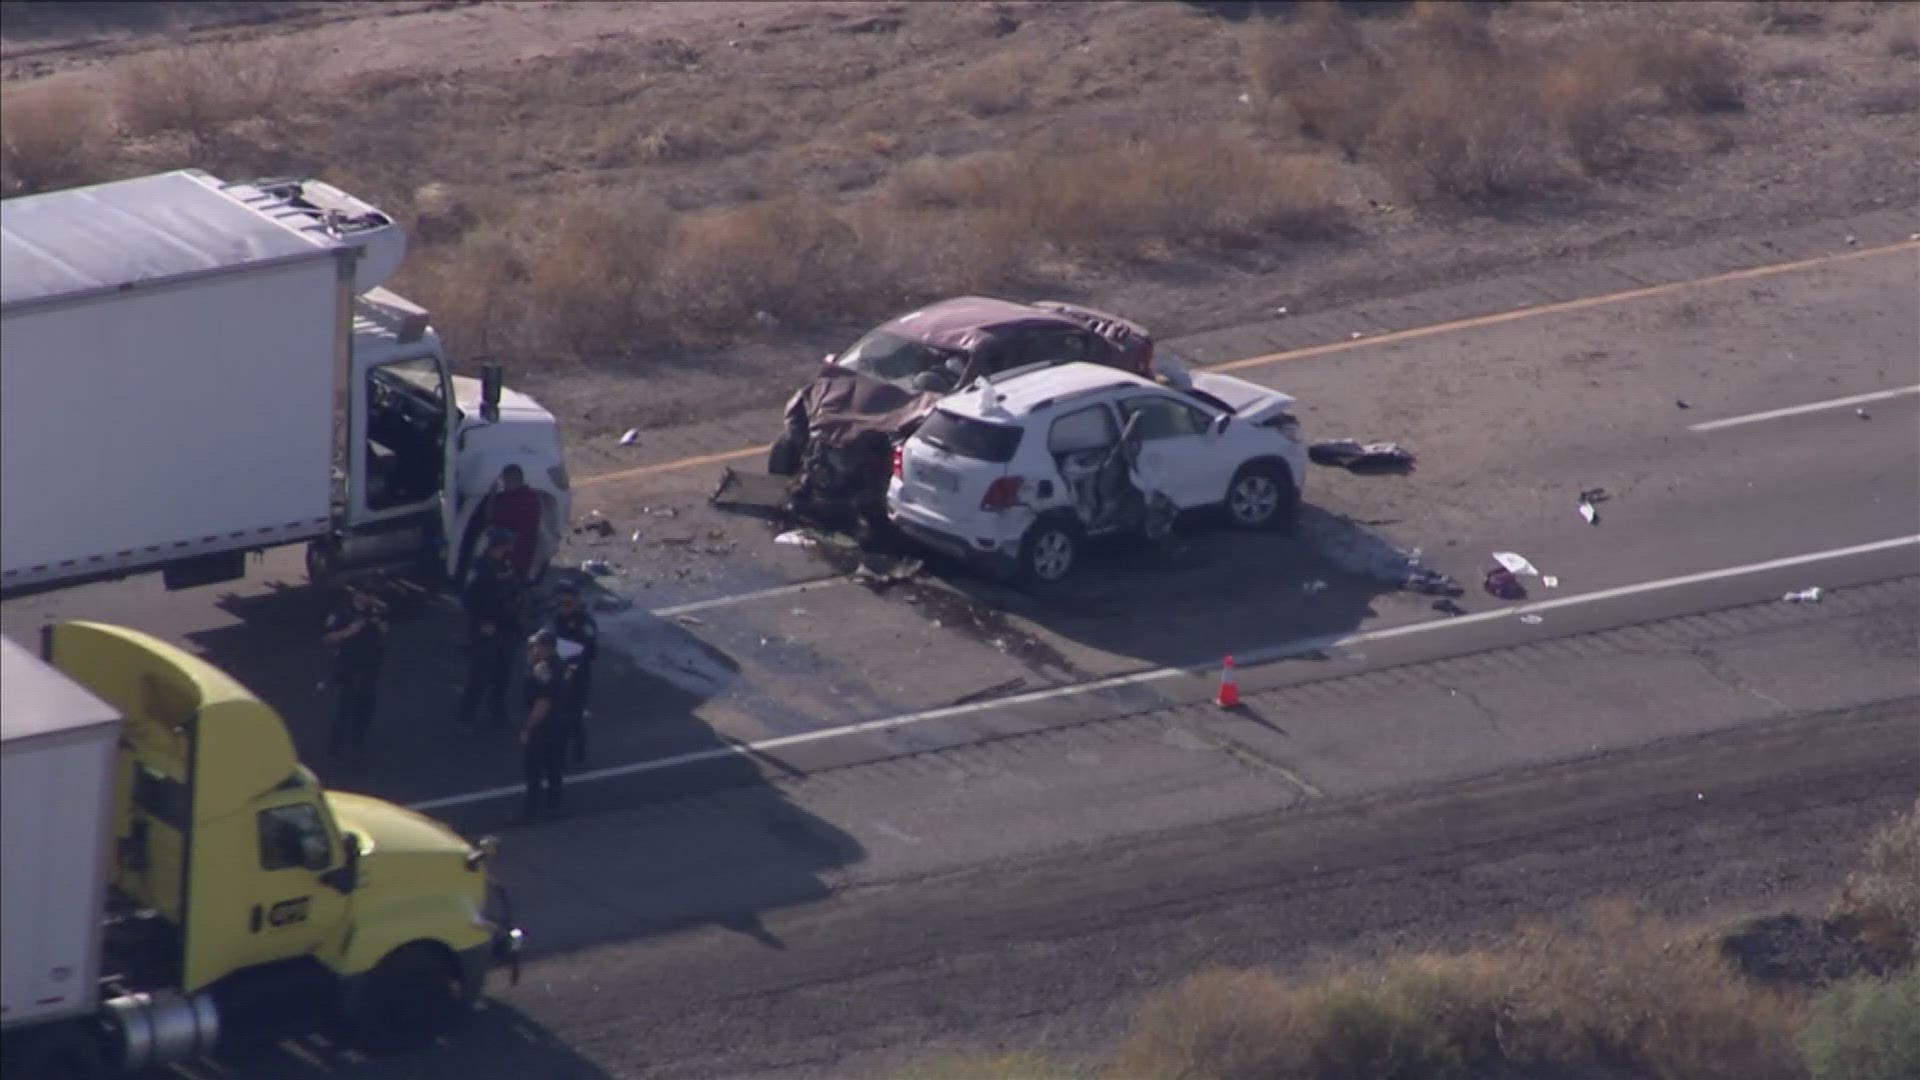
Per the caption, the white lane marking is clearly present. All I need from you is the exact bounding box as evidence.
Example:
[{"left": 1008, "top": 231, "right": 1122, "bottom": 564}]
[
  {"left": 408, "top": 534, "right": 1920, "bottom": 812},
  {"left": 650, "top": 575, "right": 854, "bottom": 618},
  {"left": 1688, "top": 385, "right": 1920, "bottom": 432}
]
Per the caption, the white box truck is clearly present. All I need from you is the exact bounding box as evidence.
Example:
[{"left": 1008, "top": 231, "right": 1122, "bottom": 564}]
[
  {"left": 0, "top": 624, "right": 523, "bottom": 1080},
  {"left": 0, "top": 169, "right": 570, "bottom": 598}
]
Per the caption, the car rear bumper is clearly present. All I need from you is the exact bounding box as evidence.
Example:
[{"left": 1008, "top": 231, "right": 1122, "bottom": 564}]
[{"left": 886, "top": 497, "right": 1025, "bottom": 565}]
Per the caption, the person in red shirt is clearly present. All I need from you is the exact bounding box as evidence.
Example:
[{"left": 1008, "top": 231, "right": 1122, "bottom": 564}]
[{"left": 488, "top": 464, "right": 545, "bottom": 583}]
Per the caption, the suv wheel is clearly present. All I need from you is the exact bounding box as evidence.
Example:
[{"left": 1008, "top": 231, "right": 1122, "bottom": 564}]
[
  {"left": 1226, "top": 462, "right": 1298, "bottom": 532},
  {"left": 1017, "top": 516, "right": 1080, "bottom": 589}
]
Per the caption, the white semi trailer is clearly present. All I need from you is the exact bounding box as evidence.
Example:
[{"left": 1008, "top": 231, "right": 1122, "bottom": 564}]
[{"left": 0, "top": 169, "right": 570, "bottom": 598}]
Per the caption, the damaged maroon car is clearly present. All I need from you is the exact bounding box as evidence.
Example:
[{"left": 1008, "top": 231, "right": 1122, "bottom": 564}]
[{"left": 770, "top": 297, "right": 1154, "bottom": 527}]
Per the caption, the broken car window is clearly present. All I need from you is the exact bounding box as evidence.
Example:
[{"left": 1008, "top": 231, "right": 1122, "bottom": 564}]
[
  {"left": 917, "top": 409, "right": 1023, "bottom": 463},
  {"left": 837, "top": 330, "right": 962, "bottom": 384},
  {"left": 1047, "top": 404, "right": 1118, "bottom": 455},
  {"left": 1119, "top": 396, "right": 1211, "bottom": 441}
]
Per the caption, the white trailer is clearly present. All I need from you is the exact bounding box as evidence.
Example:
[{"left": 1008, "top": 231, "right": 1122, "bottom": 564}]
[
  {"left": 0, "top": 635, "right": 123, "bottom": 1037},
  {"left": 0, "top": 170, "right": 570, "bottom": 598}
]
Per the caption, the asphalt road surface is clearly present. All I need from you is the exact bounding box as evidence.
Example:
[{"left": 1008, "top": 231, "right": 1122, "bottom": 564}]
[{"left": 5, "top": 213, "right": 1915, "bottom": 1078}]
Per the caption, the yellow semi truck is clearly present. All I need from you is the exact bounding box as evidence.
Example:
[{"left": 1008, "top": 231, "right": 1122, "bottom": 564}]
[{"left": 0, "top": 622, "right": 523, "bottom": 1079}]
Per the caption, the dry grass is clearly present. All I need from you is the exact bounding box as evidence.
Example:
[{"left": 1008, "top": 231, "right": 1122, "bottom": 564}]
[
  {"left": 114, "top": 39, "right": 309, "bottom": 159},
  {"left": 0, "top": 87, "right": 113, "bottom": 195},
  {"left": 1245, "top": 4, "right": 1746, "bottom": 202},
  {"left": 1800, "top": 970, "right": 1920, "bottom": 1080},
  {"left": 1833, "top": 798, "right": 1920, "bottom": 966},
  {"left": 1110, "top": 902, "right": 1806, "bottom": 1080}
]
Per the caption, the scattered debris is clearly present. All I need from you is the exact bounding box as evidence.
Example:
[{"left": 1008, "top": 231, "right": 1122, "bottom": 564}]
[
  {"left": 854, "top": 558, "right": 923, "bottom": 590},
  {"left": 774, "top": 530, "right": 817, "bottom": 547},
  {"left": 1432, "top": 598, "right": 1468, "bottom": 616},
  {"left": 581, "top": 559, "right": 615, "bottom": 577},
  {"left": 1855, "top": 407, "right": 1870, "bottom": 420},
  {"left": 1301, "top": 579, "right": 1328, "bottom": 595},
  {"left": 630, "top": 529, "right": 642, "bottom": 542},
  {"left": 618, "top": 428, "right": 640, "bottom": 446},
  {"left": 1349, "top": 331, "right": 1364, "bottom": 340},
  {"left": 1845, "top": 235, "right": 1857, "bottom": 246},
  {"left": 1781, "top": 587, "right": 1824, "bottom": 603},
  {"left": 1403, "top": 568, "right": 1464, "bottom": 597},
  {"left": 710, "top": 467, "right": 793, "bottom": 517},
  {"left": 1492, "top": 551, "right": 1540, "bottom": 578},
  {"left": 578, "top": 516, "right": 615, "bottom": 538},
  {"left": 1676, "top": 399, "right": 1692, "bottom": 409},
  {"left": 674, "top": 614, "right": 705, "bottom": 626},
  {"left": 790, "top": 607, "right": 808, "bottom": 616},
  {"left": 1274, "top": 305, "right": 1289, "bottom": 316},
  {"left": 1542, "top": 575, "right": 1560, "bottom": 589},
  {"left": 1579, "top": 487, "right": 1611, "bottom": 504},
  {"left": 1309, "top": 439, "right": 1417, "bottom": 473},
  {"left": 1519, "top": 614, "right": 1544, "bottom": 625},
  {"left": 1578, "top": 500, "right": 1599, "bottom": 525},
  {"left": 1484, "top": 566, "right": 1528, "bottom": 601}
]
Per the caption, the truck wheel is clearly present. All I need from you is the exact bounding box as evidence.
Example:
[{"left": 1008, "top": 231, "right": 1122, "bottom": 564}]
[
  {"left": 2, "top": 1020, "right": 105, "bottom": 1080},
  {"left": 341, "top": 945, "right": 470, "bottom": 1053}
]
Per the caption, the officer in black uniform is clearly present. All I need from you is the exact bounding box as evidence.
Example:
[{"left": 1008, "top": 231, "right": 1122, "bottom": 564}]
[
  {"left": 322, "top": 583, "right": 388, "bottom": 760},
  {"left": 519, "top": 629, "right": 569, "bottom": 820},
  {"left": 455, "top": 527, "right": 524, "bottom": 735},
  {"left": 548, "top": 582, "right": 598, "bottom": 768}
]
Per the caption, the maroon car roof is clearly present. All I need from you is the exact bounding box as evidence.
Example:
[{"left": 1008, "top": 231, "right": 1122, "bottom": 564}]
[{"left": 881, "top": 296, "right": 1094, "bottom": 352}]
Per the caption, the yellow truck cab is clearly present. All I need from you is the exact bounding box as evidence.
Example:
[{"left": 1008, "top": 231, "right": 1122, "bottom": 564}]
[{"left": 2, "top": 621, "right": 521, "bottom": 1078}]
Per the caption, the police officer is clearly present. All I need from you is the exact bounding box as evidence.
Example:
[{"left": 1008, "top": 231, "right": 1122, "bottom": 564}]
[
  {"left": 548, "top": 582, "right": 598, "bottom": 768},
  {"left": 455, "top": 527, "right": 524, "bottom": 735},
  {"left": 322, "top": 583, "right": 387, "bottom": 759},
  {"left": 519, "top": 629, "right": 569, "bottom": 820}
]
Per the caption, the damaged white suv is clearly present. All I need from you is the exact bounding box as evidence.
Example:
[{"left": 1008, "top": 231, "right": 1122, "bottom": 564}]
[{"left": 886, "top": 359, "right": 1309, "bottom": 587}]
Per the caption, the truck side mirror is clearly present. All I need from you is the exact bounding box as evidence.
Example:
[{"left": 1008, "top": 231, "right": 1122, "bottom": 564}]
[
  {"left": 480, "top": 363, "right": 503, "bottom": 423},
  {"left": 322, "top": 831, "right": 362, "bottom": 894}
]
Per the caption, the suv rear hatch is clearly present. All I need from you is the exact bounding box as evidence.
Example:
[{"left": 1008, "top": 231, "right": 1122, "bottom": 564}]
[{"left": 897, "top": 408, "right": 1023, "bottom": 516}]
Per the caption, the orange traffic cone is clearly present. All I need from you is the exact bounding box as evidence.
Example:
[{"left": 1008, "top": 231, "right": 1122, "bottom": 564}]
[{"left": 1214, "top": 654, "right": 1240, "bottom": 708}]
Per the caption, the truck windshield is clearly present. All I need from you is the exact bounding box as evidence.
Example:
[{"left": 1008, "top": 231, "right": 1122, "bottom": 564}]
[{"left": 373, "top": 356, "right": 446, "bottom": 408}]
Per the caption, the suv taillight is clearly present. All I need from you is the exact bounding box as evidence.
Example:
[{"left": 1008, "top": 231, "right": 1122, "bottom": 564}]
[
  {"left": 981, "top": 476, "right": 1024, "bottom": 511},
  {"left": 892, "top": 446, "right": 904, "bottom": 479}
]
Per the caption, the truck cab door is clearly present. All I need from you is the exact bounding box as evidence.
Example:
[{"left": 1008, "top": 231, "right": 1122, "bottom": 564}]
[{"left": 200, "top": 794, "right": 352, "bottom": 978}]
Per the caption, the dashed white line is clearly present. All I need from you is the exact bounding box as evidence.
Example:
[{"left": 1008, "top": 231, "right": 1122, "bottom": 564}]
[
  {"left": 408, "top": 534, "right": 1920, "bottom": 813},
  {"left": 1688, "top": 385, "right": 1920, "bottom": 433}
]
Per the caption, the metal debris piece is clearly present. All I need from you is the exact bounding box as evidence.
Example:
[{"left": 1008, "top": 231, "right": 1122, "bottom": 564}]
[
  {"left": 674, "top": 614, "right": 705, "bottom": 626},
  {"left": 1578, "top": 500, "right": 1599, "bottom": 525},
  {"left": 774, "top": 530, "right": 817, "bottom": 547},
  {"left": 1781, "top": 587, "right": 1823, "bottom": 603},
  {"left": 581, "top": 559, "right": 614, "bottom": 577},
  {"left": 1492, "top": 551, "right": 1540, "bottom": 577},
  {"left": 1309, "top": 439, "right": 1416, "bottom": 473},
  {"left": 1677, "top": 400, "right": 1691, "bottom": 409},
  {"left": 1542, "top": 575, "right": 1560, "bottom": 589},
  {"left": 630, "top": 529, "right": 642, "bottom": 542},
  {"left": 1519, "top": 614, "right": 1544, "bottom": 625},
  {"left": 1855, "top": 408, "right": 1870, "bottom": 420},
  {"left": 618, "top": 428, "right": 640, "bottom": 446}
]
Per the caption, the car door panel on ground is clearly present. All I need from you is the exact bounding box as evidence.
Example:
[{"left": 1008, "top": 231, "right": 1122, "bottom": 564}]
[{"left": 1118, "top": 394, "right": 1231, "bottom": 508}]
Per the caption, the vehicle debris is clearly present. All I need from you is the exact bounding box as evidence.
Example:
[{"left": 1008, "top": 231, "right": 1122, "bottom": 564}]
[
  {"left": 774, "top": 530, "right": 818, "bottom": 547},
  {"left": 1677, "top": 399, "right": 1692, "bottom": 409},
  {"left": 576, "top": 515, "right": 615, "bottom": 538},
  {"left": 1308, "top": 439, "right": 1416, "bottom": 474},
  {"left": 1519, "top": 613, "right": 1544, "bottom": 625},
  {"left": 1855, "top": 407, "right": 1870, "bottom": 420},
  {"left": 674, "top": 614, "right": 705, "bottom": 626},
  {"left": 1484, "top": 566, "right": 1528, "bottom": 600},
  {"left": 1578, "top": 500, "right": 1599, "bottom": 525},
  {"left": 581, "top": 558, "right": 615, "bottom": 577},
  {"left": 1491, "top": 551, "right": 1540, "bottom": 577},
  {"left": 1301, "top": 579, "right": 1328, "bottom": 595},
  {"left": 1781, "top": 587, "right": 1824, "bottom": 603},
  {"left": 619, "top": 428, "right": 640, "bottom": 446},
  {"left": 1542, "top": 574, "right": 1560, "bottom": 589},
  {"left": 710, "top": 467, "right": 794, "bottom": 518},
  {"left": 1432, "top": 598, "right": 1468, "bottom": 616},
  {"left": 1403, "top": 568, "right": 1465, "bottom": 597}
]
